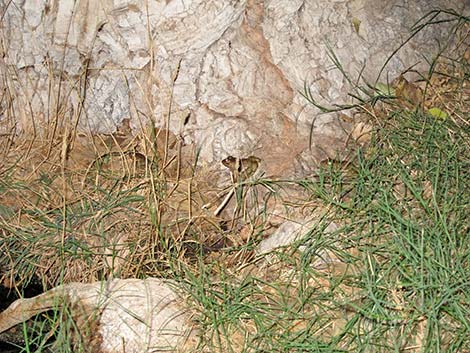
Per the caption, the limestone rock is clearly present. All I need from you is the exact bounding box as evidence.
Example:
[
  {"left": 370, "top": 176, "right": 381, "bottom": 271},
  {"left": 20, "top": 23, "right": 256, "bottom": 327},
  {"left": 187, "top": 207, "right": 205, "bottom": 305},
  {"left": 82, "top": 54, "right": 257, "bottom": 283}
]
[
  {"left": 257, "top": 219, "right": 338, "bottom": 256},
  {"left": 1, "top": 0, "right": 466, "bottom": 176},
  {"left": 0, "top": 278, "right": 197, "bottom": 353}
]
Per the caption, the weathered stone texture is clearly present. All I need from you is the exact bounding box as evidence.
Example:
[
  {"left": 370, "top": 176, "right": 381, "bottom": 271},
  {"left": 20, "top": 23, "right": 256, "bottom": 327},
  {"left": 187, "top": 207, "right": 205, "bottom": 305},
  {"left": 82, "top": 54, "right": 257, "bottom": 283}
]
[
  {"left": 0, "top": 278, "right": 197, "bottom": 353},
  {"left": 0, "top": 0, "right": 467, "bottom": 176}
]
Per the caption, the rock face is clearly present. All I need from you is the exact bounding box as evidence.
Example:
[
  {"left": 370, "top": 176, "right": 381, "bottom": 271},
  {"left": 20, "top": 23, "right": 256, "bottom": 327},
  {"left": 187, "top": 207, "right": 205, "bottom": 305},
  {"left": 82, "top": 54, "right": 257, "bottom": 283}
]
[
  {"left": 0, "top": 278, "right": 197, "bottom": 353},
  {"left": 0, "top": 0, "right": 466, "bottom": 176}
]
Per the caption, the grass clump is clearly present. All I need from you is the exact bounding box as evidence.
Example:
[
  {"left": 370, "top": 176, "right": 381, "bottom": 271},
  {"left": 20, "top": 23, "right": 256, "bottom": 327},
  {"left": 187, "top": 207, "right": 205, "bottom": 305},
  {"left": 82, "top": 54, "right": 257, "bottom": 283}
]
[{"left": 310, "top": 111, "right": 469, "bottom": 352}]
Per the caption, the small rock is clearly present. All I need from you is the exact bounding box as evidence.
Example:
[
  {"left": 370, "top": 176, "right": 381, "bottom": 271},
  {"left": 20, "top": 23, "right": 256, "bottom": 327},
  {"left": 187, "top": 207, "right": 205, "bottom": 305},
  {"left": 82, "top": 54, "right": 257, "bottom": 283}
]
[
  {"left": 0, "top": 278, "right": 197, "bottom": 353},
  {"left": 257, "top": 219, "right": 338, "bottom": 258}
]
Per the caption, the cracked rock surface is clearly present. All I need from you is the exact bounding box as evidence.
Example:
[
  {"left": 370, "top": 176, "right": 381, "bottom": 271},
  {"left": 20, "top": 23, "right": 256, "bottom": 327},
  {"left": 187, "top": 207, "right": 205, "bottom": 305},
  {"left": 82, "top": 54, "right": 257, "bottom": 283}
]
[{"left": 1, "top": 0, "right": 466, "bottom": 177}]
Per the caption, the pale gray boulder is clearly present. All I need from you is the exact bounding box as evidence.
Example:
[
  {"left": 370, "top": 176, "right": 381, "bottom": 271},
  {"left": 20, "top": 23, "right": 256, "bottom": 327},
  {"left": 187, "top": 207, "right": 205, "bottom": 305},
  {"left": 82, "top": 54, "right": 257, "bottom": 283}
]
[{"left": 1, "top": 0, "right": 466, "bottom": 175}]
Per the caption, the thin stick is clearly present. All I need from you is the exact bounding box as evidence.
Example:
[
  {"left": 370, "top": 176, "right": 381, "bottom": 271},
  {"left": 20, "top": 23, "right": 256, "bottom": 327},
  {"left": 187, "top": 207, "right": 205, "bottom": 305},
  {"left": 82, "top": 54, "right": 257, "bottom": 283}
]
[{"left": 214, "top": 187, "right": 235, "bottom": 216}]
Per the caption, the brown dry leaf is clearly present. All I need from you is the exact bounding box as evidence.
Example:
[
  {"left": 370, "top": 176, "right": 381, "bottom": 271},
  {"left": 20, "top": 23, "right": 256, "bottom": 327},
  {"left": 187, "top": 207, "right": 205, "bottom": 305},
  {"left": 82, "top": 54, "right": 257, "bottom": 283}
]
[
  {"left": 351, "top": 121, "right": 373, "bottom": 146},
  {"left": 393, "top": 75, "right": 423, "bottom": 107}
]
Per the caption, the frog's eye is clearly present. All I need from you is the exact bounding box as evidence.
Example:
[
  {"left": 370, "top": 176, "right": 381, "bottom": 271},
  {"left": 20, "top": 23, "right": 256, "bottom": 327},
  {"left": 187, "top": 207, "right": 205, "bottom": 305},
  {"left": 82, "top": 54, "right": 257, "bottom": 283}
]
[{"left": 221, "top": 156, "right": 235, "bottom": 167}]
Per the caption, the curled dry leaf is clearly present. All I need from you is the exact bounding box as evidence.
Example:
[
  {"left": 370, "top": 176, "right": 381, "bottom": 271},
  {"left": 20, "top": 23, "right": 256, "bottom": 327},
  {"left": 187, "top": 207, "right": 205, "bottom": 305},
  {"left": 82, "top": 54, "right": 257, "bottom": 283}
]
[
  {"left": 393, "top": 75, "right": 423, "bottom": 107},
  {"left": 351, "top": 121, "right": 373, "bottom": 146}
]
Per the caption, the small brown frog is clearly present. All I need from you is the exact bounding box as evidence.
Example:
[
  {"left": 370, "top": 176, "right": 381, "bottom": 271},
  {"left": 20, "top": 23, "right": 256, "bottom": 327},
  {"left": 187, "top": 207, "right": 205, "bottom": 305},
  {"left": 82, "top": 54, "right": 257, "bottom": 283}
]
[
  {"left": 214, "top": 156, "right": 261, "bottom": 216},
  {"left": 221, "top": 155, "right": 261, "bottom": 183}
]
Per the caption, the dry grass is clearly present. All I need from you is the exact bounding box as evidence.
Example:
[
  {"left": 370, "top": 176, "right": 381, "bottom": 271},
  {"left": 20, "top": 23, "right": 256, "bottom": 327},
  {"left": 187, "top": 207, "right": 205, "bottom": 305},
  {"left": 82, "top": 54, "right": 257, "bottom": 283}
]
[{"left": 0, "top": 113, "right": 230, "bottom": 286}]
